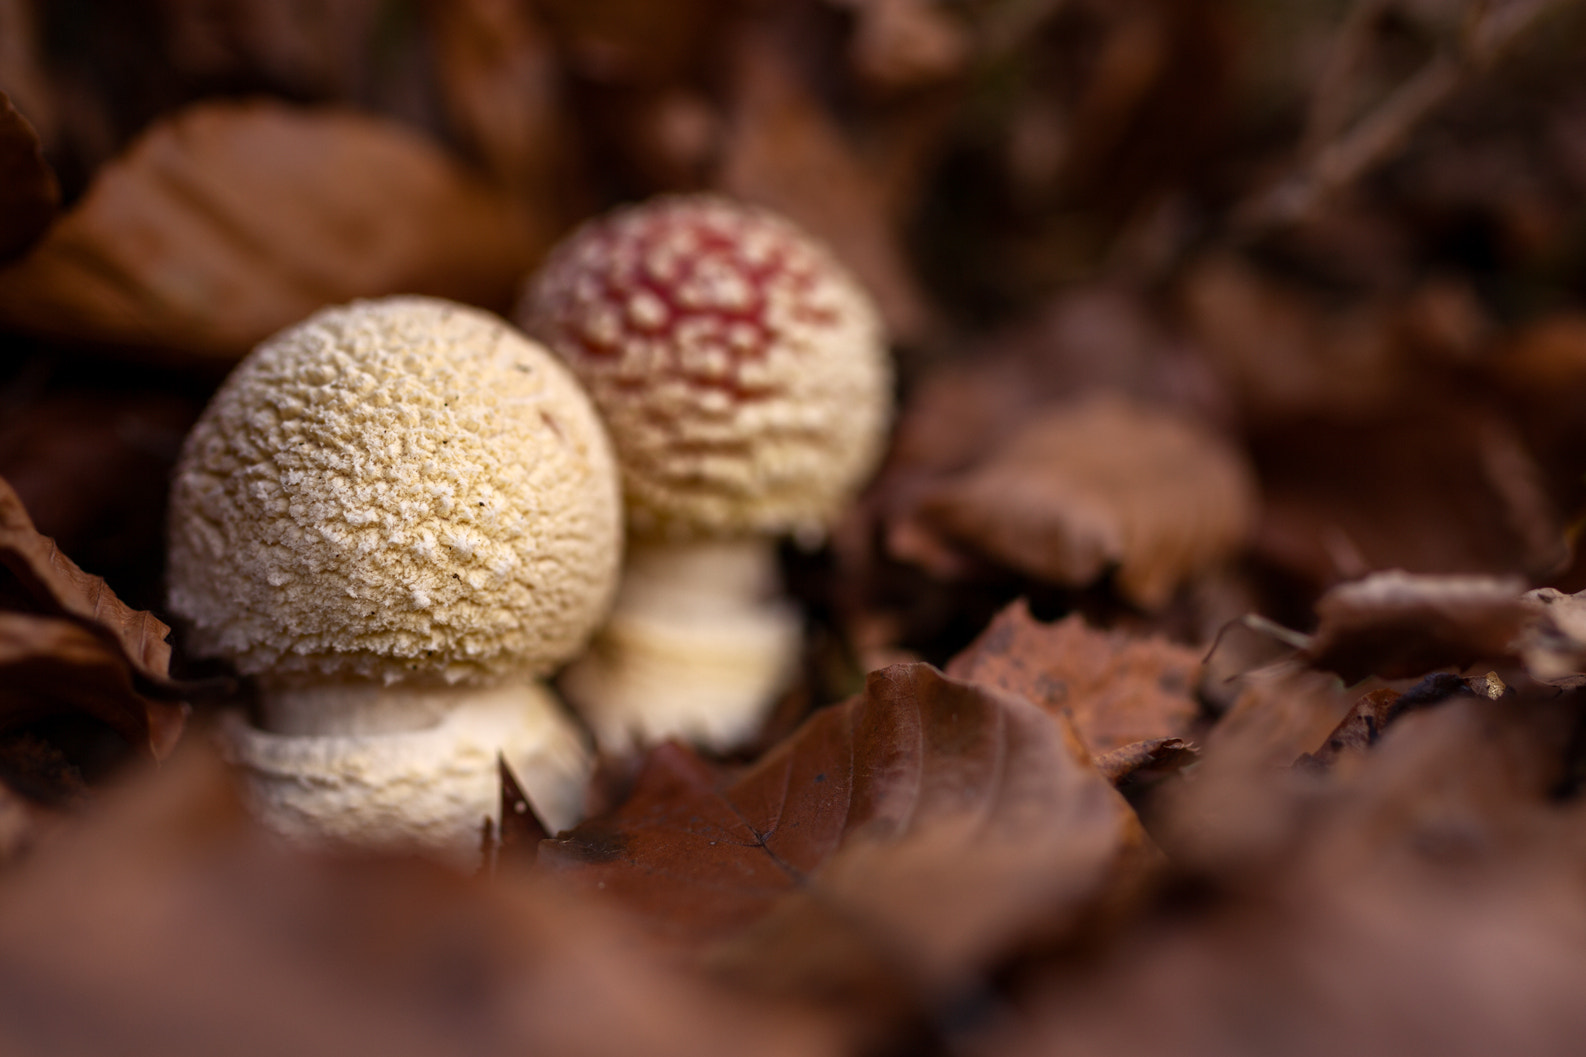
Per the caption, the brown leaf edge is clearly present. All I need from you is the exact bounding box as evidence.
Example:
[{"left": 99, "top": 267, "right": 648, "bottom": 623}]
[
  {"left": 0, "top": 89, "right": 59, "bottom": 262},
  {"left": 0, "top": 475, "right": 188, "bottom": 758}
]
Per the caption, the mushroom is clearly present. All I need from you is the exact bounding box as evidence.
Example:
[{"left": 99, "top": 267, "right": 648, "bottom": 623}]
[
  {"left": 517, "top": 195, "right": 891, "bottom": 754},
  {"left": 167, "top": 296, "right": 622, "bottom": 861}
]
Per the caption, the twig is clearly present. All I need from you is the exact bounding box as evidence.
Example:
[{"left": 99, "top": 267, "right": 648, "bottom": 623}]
[{"left": 1233, "top": 0, "right": 1578, "bottom": 236}]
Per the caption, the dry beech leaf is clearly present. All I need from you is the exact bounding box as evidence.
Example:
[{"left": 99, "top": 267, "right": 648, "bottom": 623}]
[
  {"left": 995, "top": 690, "right": 1586, "bottom": 1057},
  {"left": 1518, "top": 587, "right": 1586, "bottom": 687},
  {"left": 835, "top": 0, "right": 969, "bottom": 93},
  {"left": 0, "top": 746, "right": 836, "bottom": 1057},
  {"left": 716, "top": 20, "right": 930, "bottom": 343},
  {"left": 0, "top": 476, "right": 185, "bottom": 758},
  {"left": 1093, "top": 737, "right": 1199, "bottom": 784},
  {"left": 915, "top": 394, "right": 1256, "bottom": 609},
  {"left": 1252, "top": 405, "right": 1566, "bottom": 589},
  {"left": 539, "top": 663, "right": 1142, "bottom": 1018},
  {"left": 1302, "top": 571, "right": 1531, "bottom": 683},
  {"left": 0, "top": 100, "right": 544, "bottom": 363},
  {"left": 427, "top": 0, "right": 576, "bottom": 205},
  {"left": 0, "top": 88, "right": 58, "bottom": 262},
  {"left": 945, "top": 599, "right": 1202, "bottom": 756}
]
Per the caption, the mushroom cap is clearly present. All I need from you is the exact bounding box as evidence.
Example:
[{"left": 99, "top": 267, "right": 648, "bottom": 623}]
[
  {"left": 519, "top": 195, "right": 892, "bottom": 541},
  {"left": 167, "top": 296, "right": 622, "bottom": 683}
]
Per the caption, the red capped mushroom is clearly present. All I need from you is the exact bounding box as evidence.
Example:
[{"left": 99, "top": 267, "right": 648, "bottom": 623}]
[{"left": 519, "top": 195, "right": 892, "bottom": 753}]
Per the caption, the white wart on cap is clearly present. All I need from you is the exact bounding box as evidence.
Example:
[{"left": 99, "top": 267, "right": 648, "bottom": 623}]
[{"left": 168, "top": 296, "right": 622, "bottom": 685}]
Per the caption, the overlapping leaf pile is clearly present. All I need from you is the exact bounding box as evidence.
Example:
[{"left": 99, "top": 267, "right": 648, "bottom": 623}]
[{"left": 7, "top": 0, "right": 1586, "bottom": 1054}]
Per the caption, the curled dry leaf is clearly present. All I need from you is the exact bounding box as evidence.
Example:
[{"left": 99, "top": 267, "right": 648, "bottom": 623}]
[
  {"left": 0, "top": 88, "right": 58, "bottom": 262},
  {"left": 0, "top": 746, "right": 836, "bottom": 1057},
  {"left": 0, "top": 476, "right": 184, "bottom": 759},
  {"left": 1302, "top": 570, "right": 1531, "bottom": 683},
  {"left": 1092, "top": 737, "right": 1199, "bottom": 784},
  {"left": 539, "top": 663, "right": 1142, "bottom": 1028},
  {"left": 945, "top": 599, "right": 1202, "bottom": 756},
  {"left": 0, "top": 100, "right": 544, "bottom": 363},
  {"left": 1519, "top": 587, "right": 1586, "bottom": 687},
  {"left": 913, "top": 394, "right": 1257, "bottom": 609}
]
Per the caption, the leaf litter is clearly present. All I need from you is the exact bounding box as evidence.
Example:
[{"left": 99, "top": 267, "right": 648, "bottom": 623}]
[{"left": 6, "top": 0, "right": 1586, "bottom": 1053}]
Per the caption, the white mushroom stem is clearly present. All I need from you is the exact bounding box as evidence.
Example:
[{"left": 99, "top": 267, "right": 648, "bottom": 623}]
[
  {"left": 256, "top": 678, "right": 485, "bottom": 736},
  {"left": 559, "top": 537, "right": 801, "bottom": 755},
  {"left": 224, "top": 679, "right": 592, "bottom": 864}
]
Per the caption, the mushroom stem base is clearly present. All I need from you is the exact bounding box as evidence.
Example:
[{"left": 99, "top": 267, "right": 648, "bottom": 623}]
[
  {"left": 223, "top": 680, "right": 592, "bottom": 865},
  {"left": 559, "top": 537, "right": 800, "bottom": 754}
]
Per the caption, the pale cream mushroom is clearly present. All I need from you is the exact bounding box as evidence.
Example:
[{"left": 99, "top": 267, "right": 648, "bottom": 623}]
[
  {"left": 518, "top": 195, "right": 892, "bottom": 754},
  {"left": 167, "top": 296, "right": 622, "bottom": 862}
]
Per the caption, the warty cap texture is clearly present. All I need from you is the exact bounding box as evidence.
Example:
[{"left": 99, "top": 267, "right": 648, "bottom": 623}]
[
  {"left": 520, "top": 195, "right": 892, "bottom": 541},
  {"left": 167, "top": 296, "right": 622, "bottom": 683}
]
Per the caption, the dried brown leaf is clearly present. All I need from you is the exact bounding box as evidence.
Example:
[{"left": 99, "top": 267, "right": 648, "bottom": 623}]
[
  {"left": 0, "top": 88, "right": 58, "bottom": 262},
  {"left": 1303, "top": 571, "right": 1530, "bottom": 683},
  {"left": 158, "top": 0, "right": 385, "bottom": 96},
  {"left": 914, "top": 394, "right": 1256, "bottom": 609},
  {"left": 539, "top": 663, "right": 1141, "bottom": 1023},
  {"left": 427, "top": 0, "right": 577, "bottom": 205},
  {"left": 837, "top": 0, "right": 969, "bottom": 93},
  {"left": 0, "top": 476, "right": 184, "bottom": 758},
  {"left": 1093, "top": 737, "right": 1199, "bottom": 784},
  {"left": 0, "top": 745, "right": 837, "bottom": 1057},
  {"left": 946, "top": 600, "right": 1202, "bottom": 756},
  {"left": 0, "top": 100, "right": 545, "bottom": 363}
]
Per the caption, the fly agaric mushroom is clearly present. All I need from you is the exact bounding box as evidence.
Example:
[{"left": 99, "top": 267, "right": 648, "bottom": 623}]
[
  {"left": 518, "top": 195, "right": 891, "bottom": 753},
  {"left": 167, "top": 296, "right": 622, "bottom": 860}
]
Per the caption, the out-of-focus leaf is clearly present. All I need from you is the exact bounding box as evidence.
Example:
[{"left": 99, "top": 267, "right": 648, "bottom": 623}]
[
  {"left": 946, "top": 600, "right": 1202, "bottom": 756},
  {"left": 0, "top": 745, "right": 838, "bottom": 1057},
  {"left": 157, "top": 0, "right": 385, "bottom": 97},
  {"left": 427, "top": 0, "right": 579, "bottom": 207},
  {"left": 716, "top": 20, "right": 931, "bottom": 343},
  {"left": 1519, "top": 587, "right": 1586, "bottom": 687},
  {"left": 1302, "top": 571, "right": 1530, "bottom": 683},
  {"left": 0, "top": 89, "right": 58, "bottom": 262},
  {"left": 0, "top": 100, "right": 546, "bottom": 363},
  {"left": 1252, "top": 405, "right": 1565, "bottom": 590},
  {"left": 0, "top": 475, "right": 185, "bottom": 758},
  {"left": 834, "top": 0, "right": 968, "bottom": 93},
  {"left": 539, "top": 663, "right": 1142, "bottom": 1028},
  {"left": 534, "top": 0, "right": 724, "bottom": 83},
  {"left": 988, "top": 687, "right": 1586, "bottom": 1057},
  {"left": 912, "top": 394, "right": 1256, "bottom": 609}
]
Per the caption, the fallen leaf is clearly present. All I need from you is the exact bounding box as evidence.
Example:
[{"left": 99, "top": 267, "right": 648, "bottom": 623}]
[
  {"left": 1093, "top": 736, "right": 1199, "bottom": 784},
  {"left": 835, "top": 0, "right": 969, "bottom": 93},
  {"left": 157, "top": 0, "right": 386, "bottom": 97},
  {"left": 1302, "top": 571, "right": 1531, "bottom": 683},
  {"left": 538, "top": 663, "right": 1142, "bottom": 1027},
  {"left": 0, "top": 744, "right": 838, "bottom": 1057},
  {"left": 1251, "top": 406, "right": 1567, "bottom": 590},
  {"left": 914, "top": 393, "right": 1256, "bottom": 609},
  {"left": 0, "top": 100, "right": 545, "bottom": 363},
  {"left": 945, "top": 600, "right": 1202, "bottom": 756},
  {"left": 0, "top": 88, "right": 58, "bottom": 262},
  {"left": 1518, "top": 586, "right": 1586, "bottom": 687},
  {"left": 426, "top": 0, "right": 579, "bottom": 207},
  {"left": 0, "top": 475, "right": 185, "bottom": 758}
]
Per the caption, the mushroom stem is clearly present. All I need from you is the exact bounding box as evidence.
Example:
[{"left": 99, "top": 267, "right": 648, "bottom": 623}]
[
  {"left": 225, "top": 679, "right": 592, "bottom": 863},
  {"left": 256, "top": 678, "right": 484, "bottom": 736},
  {"left": 560, "top": 537, "right": 801, "bottom": 754}
]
